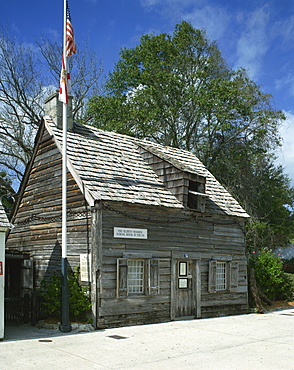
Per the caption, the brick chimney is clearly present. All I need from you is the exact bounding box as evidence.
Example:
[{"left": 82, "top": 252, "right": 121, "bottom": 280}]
[{"left": 44, "top": 91, "right": 73, "bottom": 131}]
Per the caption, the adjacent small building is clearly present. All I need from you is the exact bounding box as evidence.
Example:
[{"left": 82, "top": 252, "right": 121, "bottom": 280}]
[
  {"left": 6, "top": 92, "right": 250, "bottom": 328},
  {"left": 0, "top": 202, "right": 10, "bottom": 339}
]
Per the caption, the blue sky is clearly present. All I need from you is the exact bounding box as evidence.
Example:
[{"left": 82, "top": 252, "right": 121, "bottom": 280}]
[{"left": 1, "top": 0, "right": 294, "bottom": 184}]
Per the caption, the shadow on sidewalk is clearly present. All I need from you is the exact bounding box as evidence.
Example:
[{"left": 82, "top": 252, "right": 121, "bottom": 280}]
[{"left": 3, "top": 323, "right": 99, "bottom": 342}]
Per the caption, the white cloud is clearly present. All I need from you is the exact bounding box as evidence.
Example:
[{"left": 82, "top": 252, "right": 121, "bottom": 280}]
[
  {"left": 182, "top": 6, "right": 229, "bottom": 40},
  {"left": 140, "top": 0, "right": 229, "bottom": 41},
  {"left": 275, "top": 73, "right": 294, "bottom": 97},
  {"left": 272, "top": 15, "right": 294, "bottom": 51},
  {"left": 276, "top": 111, "right": 294, "bottom": 185},
  {"left": 235, "top": 6, "right": 270, "bottom": 79},
  {"left": 140, "top": 0, "right": 204, "bottom": 9},
  {"left": 140, "top": 0, "right": 160, "bottom": 7}
]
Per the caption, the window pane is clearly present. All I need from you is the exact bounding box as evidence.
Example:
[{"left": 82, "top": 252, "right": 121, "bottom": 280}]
[
  {"left": 216, "top": 262, "right": 226, "bottom": 290},
  {"left": 128, "top": 260, "right": 144, "bottom": 294}
]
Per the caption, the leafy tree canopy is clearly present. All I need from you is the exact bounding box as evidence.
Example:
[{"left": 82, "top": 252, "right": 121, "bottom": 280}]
[
  {"left": 87, "top": 21, "right": 294, "bottom": 248},
  {"left": 87, "top": 21, "right": 283, "bottom": 164}
]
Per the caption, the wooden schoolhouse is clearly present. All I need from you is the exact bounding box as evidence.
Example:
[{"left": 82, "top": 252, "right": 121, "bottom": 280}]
[{"left": 6, "top": 92, "right": 249, "bottom": 328}]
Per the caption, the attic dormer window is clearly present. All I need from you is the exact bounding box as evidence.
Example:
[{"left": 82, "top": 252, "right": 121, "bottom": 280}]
[{"left": 187, "top": 180, "right": 207, "bottom": 212}]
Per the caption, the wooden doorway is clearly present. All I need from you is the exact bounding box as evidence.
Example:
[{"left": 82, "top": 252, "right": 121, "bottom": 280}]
[
  {"left": 5, "top": 256, "right": 33, "bottom": 323},
  {"left": 171, "top": 255, "right": 201, "bottom": 320},
  {"left": 5, "top": 258, "right": 22, "bottom": 322},
  {"left": 176, "top": 260, "right": 195, "bottom": 317}
]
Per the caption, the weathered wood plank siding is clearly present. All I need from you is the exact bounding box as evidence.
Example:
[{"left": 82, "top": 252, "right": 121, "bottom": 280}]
[
  {"left": 98, "top": 201, "right": 248, "bottom": 327},
  {"left": 139, "top": 148, "right": 206, "bottom": 209},
  {"left": 6, "top": 121, "right": 248, "bottom": 328},
  {"left": 6, "top": 133, "right": 91, "bottom": 284}
]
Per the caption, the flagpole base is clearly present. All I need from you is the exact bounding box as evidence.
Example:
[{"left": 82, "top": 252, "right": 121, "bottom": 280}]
[
  {"left": 59, "top": 257, "right": 71, "bottom": 333},
  {"left": 59, "top": 324, "right": 72, "bottom": 333}
]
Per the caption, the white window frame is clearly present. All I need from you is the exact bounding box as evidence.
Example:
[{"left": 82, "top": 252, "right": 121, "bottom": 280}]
[
  {"left": 127, "top": 259, "right": 145, "bottom": 295},
  {"left": 216, "top": 261, "right": 227, "bottom": 291},
  {"left": 117, "top": 258, "right": 160, "bottom": 298},
  {"left": 208, "top": 258, "right": 239, "bottom": 293}
]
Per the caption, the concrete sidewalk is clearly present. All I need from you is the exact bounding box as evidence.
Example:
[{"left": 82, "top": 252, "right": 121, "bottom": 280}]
[{"left": 1, "top": 309, "right": 294, "bottom": 370}]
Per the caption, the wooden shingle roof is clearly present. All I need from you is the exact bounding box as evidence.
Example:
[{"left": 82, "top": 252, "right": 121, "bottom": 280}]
[
  {"left": 0, "top": 202, "right": 10, "bottom": 230},
  {"left": 137, "top": 141, "right": 249, "bottom": 217},
  {"left": 45, "top": 118, "right": 249, "bottom": 218}
]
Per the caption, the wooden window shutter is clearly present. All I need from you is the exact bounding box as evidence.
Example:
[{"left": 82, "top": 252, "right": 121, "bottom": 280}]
[
  {"left": 117, "top": 258, "right": 128, "bottom": 298},
  {"left": 148, "top": 259, "right": 160, "bottom": 295},
  {"left": 208, "top": 260, "right": 217, "bottom": 293},
  {"left": 229, "top": 261, "right": 239, "bottom": 292}
]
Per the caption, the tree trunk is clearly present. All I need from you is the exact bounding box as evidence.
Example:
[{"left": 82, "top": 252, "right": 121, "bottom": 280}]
[
  {"left": 258, "top": 288, "right": 272, "bottom": 306},
  {"left": 249, "top": 268, "right": 264, "bottom": 313}
]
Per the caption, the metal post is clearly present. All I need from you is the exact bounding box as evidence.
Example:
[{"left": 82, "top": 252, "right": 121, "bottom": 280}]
[
  {"left": 60, "top": 257, "right": 70, "bottom": 332},
  {"left": 59, "top": 0, "right": 71, "bottom": 333}
]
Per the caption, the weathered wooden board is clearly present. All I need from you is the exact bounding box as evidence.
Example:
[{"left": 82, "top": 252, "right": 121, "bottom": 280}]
[{"left": 6, "top": 125, "right": 248, "bottom": 329}]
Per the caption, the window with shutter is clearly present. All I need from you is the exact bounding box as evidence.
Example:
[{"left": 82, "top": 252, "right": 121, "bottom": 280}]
[
  {"left": 216, "top": 262, "right": 227, "bottom": 290},
  {"left": 128, "top": 259, "right": 144, "bottom": 294},
  {"left": 208, "top": 260, "right": 217, "bottom": 293},
  {"left": 209, "top": 258, "right": 239, "bottom": 293},
  {"left": 229, "top": 261, "right": 239, "bottom": 292},
  {"left": 148, "top": 259, "right": 160, "bottom": 295},
  {"left": 117, "top": 258, "right": 160, "bottom": 298},
  {"left": 117, "top": 258, "right": 128, "bottom": 298}
]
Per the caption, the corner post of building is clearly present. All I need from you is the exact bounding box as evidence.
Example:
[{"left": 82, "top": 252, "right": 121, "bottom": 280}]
[
  {"left": 195, "top": 259, "right": 202, "bottom": 318},
  {"left": 0, "top": 203, "right": 10, "bottom": 340},
  {"left": 91, "top": 201, "right": 103, "bottom": 328},
  {"left": 170, "top": 254, "right": 176, "bottom": 320},
  {"left": 0, "top": 229, "right": 6, "bottom": 340}
]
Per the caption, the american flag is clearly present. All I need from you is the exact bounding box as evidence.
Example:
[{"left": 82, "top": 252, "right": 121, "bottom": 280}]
[
  {"left": 66, "top": 0, "right": 76, "bottom": 57},
  {"left": 59, "top": 1, "right": 76, "bottom": 104}
]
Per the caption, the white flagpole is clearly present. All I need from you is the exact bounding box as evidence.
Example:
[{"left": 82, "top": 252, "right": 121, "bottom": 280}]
[
  {"left": 60, "top": 0, "right": 71, "bottom": 333},
  {"left": 62, "top": 0, "right": 68, "bottom": 264}
]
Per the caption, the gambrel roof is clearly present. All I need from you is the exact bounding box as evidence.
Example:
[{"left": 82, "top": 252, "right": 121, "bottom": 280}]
[{"left": 44, "top": 117, "right": 249, "bottom": 218}]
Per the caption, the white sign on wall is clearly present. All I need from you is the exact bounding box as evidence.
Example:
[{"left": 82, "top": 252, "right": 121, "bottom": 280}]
[
  {"left": 80, "top": 253, "right": 91, "bottom": 282},
  {"left": 114, "top": 227, "right": 148, "bottom": 239}
]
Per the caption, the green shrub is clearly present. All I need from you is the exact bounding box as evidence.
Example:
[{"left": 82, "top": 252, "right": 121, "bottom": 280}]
[
  {"left": 287, "top": 272, "right": 294, "bottom": 285},
  {"left": 38, "top": 267, "right": 91, "bottom": 322},
  {"left": 249, "top": 249, "right": 294, "bottom": 301},
  {"left": 68, "top": 268, "right": 92, "bottom": 321},
  {"left": 38, "top": 272, "right": 61, "bottom": 319}
]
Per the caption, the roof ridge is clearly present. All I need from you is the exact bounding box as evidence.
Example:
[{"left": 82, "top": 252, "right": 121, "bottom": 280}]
[{"left": 43, "top": 118, "right": 249, "bottom": 218}]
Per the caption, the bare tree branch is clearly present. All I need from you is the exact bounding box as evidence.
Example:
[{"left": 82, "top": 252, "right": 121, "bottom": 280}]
[{"left": 0, "top": 28, "right": 103, "bottom": 201}]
